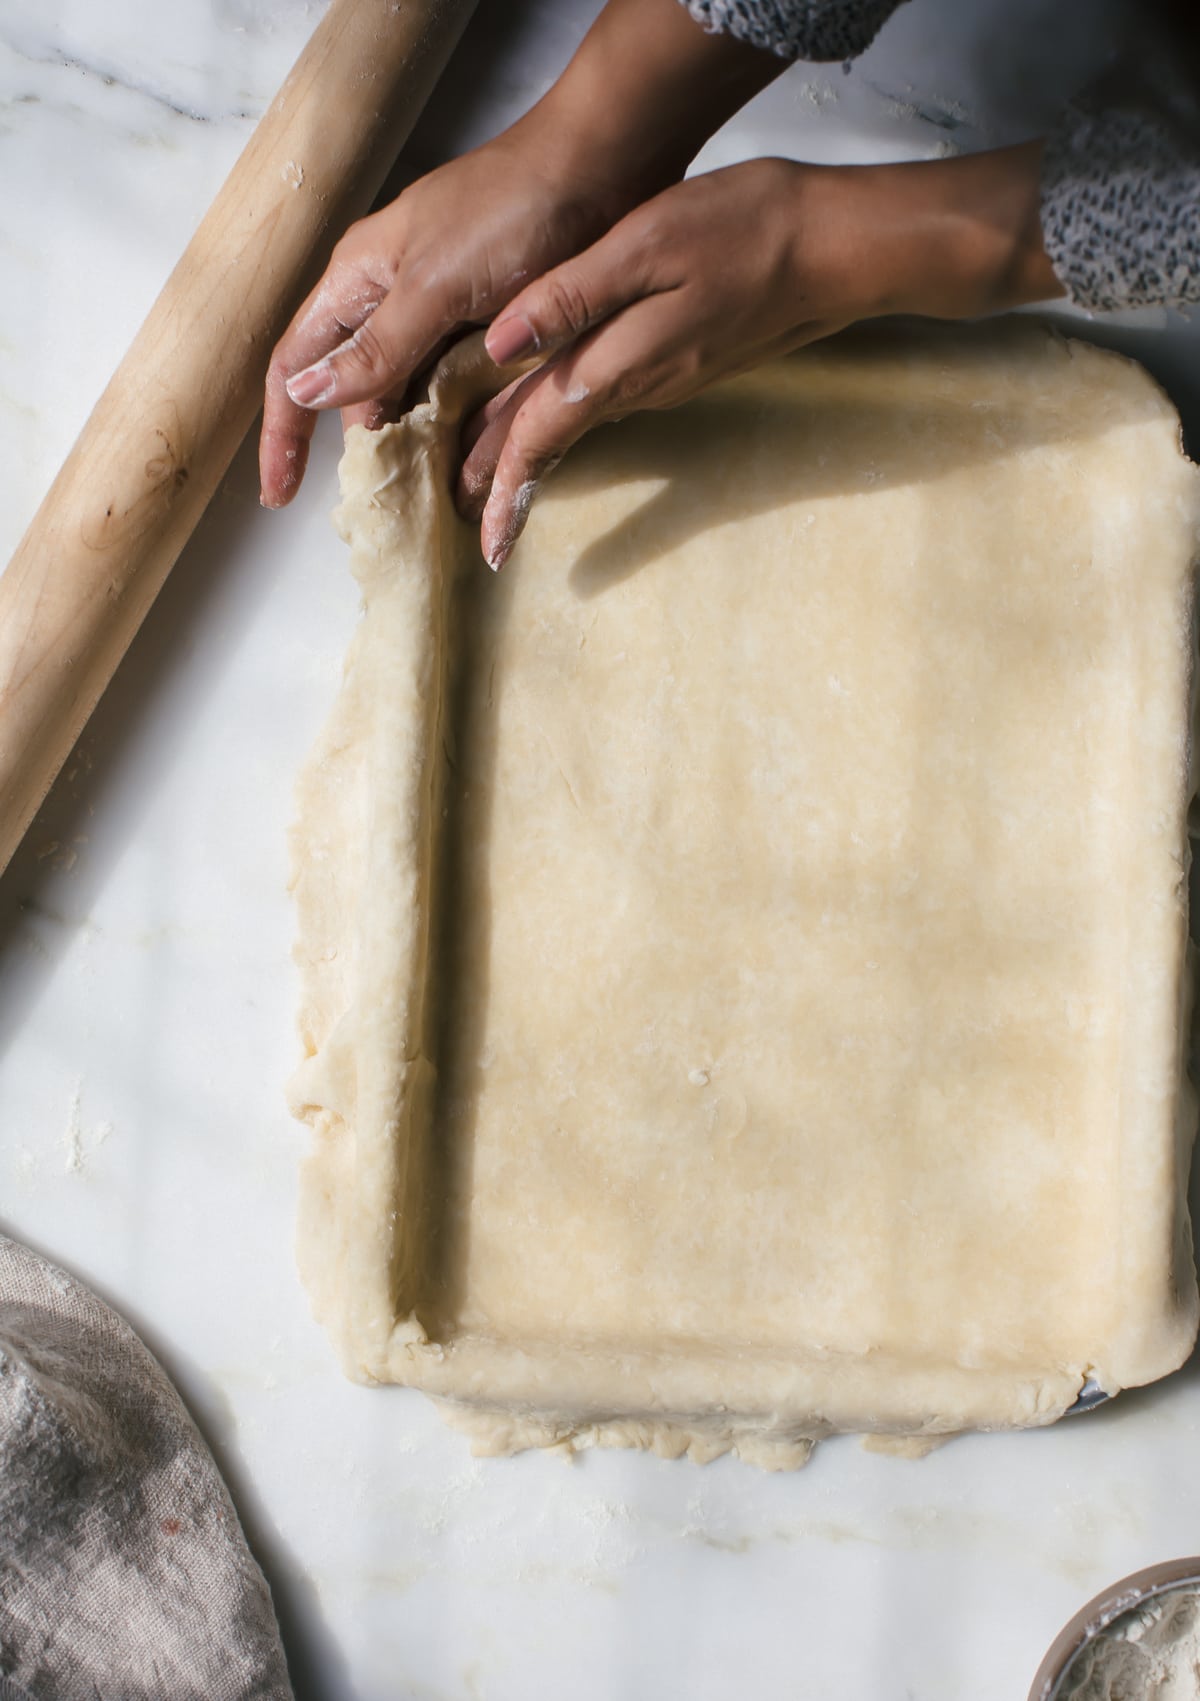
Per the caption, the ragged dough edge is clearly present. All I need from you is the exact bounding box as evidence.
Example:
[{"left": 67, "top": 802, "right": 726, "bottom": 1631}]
[
  {"left": 860, "top": 1433, "right": 956, "bottom": 1460},
  {"left": 287, "top": 323, "right": 1200, "bottom": 1466},
  {"left": 434, "top": 1379, "right": 1047, "bottom": 1469},
  {"left": 435, "top": 1402, "right": 818, "bottom": 1471}
]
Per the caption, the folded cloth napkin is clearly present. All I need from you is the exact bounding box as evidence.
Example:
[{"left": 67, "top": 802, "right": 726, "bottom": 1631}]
[{"left": 0, "top": 1235, "right": 294, "bottom": 1699}]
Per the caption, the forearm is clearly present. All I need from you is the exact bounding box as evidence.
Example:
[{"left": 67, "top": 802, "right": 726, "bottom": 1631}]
[
  {"left": 788, "top": 142, "right": 1063, "bottom": 325},
  {"left": 515, "top": 0, "right": 787, "bottom": 200},
  {"left": 856, "top": 141, "right": 1064, "bottom": 319}
]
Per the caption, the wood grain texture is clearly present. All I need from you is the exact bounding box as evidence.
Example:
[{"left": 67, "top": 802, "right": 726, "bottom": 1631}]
[{"left": 0, "top": 0, "right": 479, "bottom": 875}]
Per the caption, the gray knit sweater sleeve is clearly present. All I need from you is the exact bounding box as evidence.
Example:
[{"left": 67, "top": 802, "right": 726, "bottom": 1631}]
[
  {"left": 1041, "top": 103, "right": 1200, "bottom": 311},
  {"left": 679, "top": 0, "right": 905, "bottom": 61}
]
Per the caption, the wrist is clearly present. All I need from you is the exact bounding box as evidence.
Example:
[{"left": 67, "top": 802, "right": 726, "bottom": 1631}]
[
  {"left": 524, "top": 0, "right": 786, "bottom": 208},
  {"left": 857, "top": 143, "right": 1064, "bottom": 320}
]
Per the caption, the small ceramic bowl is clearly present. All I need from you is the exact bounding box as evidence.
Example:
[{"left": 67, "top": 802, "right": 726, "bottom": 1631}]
[{"left": 1028, "top": 1557, "right": 1200, "bottom": 1700}]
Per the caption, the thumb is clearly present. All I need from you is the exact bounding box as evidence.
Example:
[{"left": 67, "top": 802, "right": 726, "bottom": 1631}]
[{"left": 484, "top": 227, "right": 648, "bottom": 367}]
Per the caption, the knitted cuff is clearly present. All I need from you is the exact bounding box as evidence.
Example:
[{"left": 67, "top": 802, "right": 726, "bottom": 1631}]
[
  {"left": 1041, "top": 103, "right": 1200, "bottom": 311},
  {"left": 678, "top": 0, "right": 906, "bottom": 62}
]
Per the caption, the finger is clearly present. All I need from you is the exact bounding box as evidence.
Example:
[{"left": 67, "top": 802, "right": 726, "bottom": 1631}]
[
  {"left": 460, "top": 372, "right": 528, "bottom": 464},
  {"left": 280, "top": 276, "right": 466, "bottom": 418},
  {"left": 260, "top": 258, "right": 387, "bottom": 507},
  {"left": 479, "top": 297, "right": 686, "bottom": 570},
  {"left": 483, "top": 208, "right": 661, "bottom": 370},
  {"left": 341, "top": 398, "right": 406, "bottom": 435},
  {"left": 474, "top": 297, "right": 856, "bottom": 566},
  {"left": 345, "top": 325, "right": 489, "bottom": 444},
  {"left": 457, "top": 368, "right": 556, "bottom": 521}
]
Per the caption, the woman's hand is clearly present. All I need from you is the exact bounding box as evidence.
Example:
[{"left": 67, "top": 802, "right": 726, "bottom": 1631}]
[
  {"left": 260, "top": 0, "right": 1063, "bottom": 568},
  {"left": 258, "top": 0, "right": 784, "bottom": 509},
  {"left": 257, "top": 117, "right": 638, "bottom": 508},
  {"left": 463, "top": 141, "right": 1063, "bottom": 568}
]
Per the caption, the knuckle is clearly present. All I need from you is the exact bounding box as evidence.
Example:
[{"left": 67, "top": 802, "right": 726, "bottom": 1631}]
[
  {"left": 402, "top": 248, "right": 477, "bottom": 323},
  {"left": 611, "top": 358, "right": 668, "bottom": 410},
  {"left": 667, "top": 345, "right": 705, "bottom": 393},
  {"left": 507, "top": 408, "right": 574, "bottom": 484},
  {"left": 506, "top": 424, "right": 557, "bottom": 482},
  {"left": 587, "top": 366, "right": 642, "bottom": 417},
  {"left": 332, "top": 225, "right": 396, "bottom": 299},
  {"left": 337, "top": 317, "right": 389, "bottom": 379},
  {"left": 543, "top": 269, "right": 594, "bottom": 336},
  {"left": 459, "top": 435, "right": 497, "bottom": 496}
]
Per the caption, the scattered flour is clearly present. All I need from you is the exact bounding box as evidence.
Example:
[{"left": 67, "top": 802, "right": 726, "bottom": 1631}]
[
  {"left": 797, "top": 79, "right": 838, "bottom": 109},
  {"left": 33, "top": 835, "right": 85, "bottom": 873},
  {"left": 486, "top": 478, "right": 540, "bottom": 569},
  {"left": 64, "top": 1084, "right": 83, "bottom": 1175},
  {"left": 884, "top": 92, "right": 972, "bottom": 130},
  {"left": 62, "top": 1085, "right": 115, "bottom": 1176}
]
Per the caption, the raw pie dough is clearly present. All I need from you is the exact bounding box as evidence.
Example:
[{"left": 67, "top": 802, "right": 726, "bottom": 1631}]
[{"left": 289, "top": 321, "right": 1200, "bottom": 1469}]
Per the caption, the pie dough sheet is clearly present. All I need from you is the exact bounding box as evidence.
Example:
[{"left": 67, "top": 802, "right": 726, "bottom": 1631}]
[{"left": 289, "top": 322, "right": 1200, "bottom": 1468}]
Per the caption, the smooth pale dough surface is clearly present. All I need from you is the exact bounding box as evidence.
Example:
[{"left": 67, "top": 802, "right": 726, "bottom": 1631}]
[{"left": 289, "top": 322, "right": 1200, "bottom": 1470}]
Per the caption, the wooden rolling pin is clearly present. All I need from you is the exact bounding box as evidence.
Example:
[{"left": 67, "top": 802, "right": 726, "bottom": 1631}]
[{"left": 0, "top": 0, "right": 480, "bottom": 876}]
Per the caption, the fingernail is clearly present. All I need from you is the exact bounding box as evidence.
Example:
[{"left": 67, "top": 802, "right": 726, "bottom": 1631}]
[
  {"left": 286, "top": 361, "right": 335, "bottom": 407},
  {"left": 485, "top": 540, "right": 510, "bottom": 572},
  {"left": 486, "top": 315, "right": 538, "bottom": 366}
]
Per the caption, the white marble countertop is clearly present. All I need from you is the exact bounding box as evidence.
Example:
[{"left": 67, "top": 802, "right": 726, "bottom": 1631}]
[{"left": 3, "top": 3, "right": 1200, "bottom": 1698}]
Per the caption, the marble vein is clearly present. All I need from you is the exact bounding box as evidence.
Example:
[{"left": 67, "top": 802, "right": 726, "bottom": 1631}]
[{"left": 0, "top": 22, "right": 258, "bottom": 125}]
